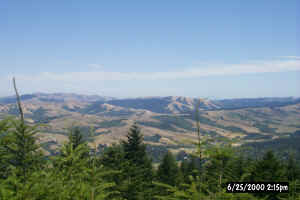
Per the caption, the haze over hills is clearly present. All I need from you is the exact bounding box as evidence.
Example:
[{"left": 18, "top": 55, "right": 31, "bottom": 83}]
[
  {"left": 0, "top": 93, "right": 115, "bottom": 104},
  {"left": 1, "top": 93, "right": 299, "bottom": 111},
  {"left": 0, "top": 92, "right": 300, "bottom": 159}
]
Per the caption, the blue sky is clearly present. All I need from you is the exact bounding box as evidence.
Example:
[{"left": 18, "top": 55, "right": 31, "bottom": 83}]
[{"left": 0, "top": 0, "right": 299, "bottom": 98}]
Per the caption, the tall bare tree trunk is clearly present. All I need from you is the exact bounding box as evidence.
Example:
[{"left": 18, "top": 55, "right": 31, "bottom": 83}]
[{"left": 13, "top": 77, "right": 24, "bottom": 123}]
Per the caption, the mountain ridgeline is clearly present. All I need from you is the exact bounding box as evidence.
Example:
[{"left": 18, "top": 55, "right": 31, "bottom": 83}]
[
  {"left": 0, "top": 93, "right": 300, "bottom": 162},
  {"left": 1, "top": 93, "right": 300, "bottom": 112}
]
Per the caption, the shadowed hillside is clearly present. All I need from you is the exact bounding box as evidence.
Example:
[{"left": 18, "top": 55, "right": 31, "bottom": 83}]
[{"left": 0, "top": 93, "right": 299, "bottom": 160}]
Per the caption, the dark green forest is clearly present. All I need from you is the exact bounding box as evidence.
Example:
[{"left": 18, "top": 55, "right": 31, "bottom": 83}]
[{"left": 1, "top": 116, "right": 300, "bottom": 200}]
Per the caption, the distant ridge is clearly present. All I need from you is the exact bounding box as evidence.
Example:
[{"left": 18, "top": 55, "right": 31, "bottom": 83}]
[
  {"left": 0, "top": 93, "right": 300, "bottom": 113},
  {"left": 0, "top": 92, "right": 115, "bottom": 104},
  {"left": 1, "top": 92, "right": 300, "bottom": 157}
]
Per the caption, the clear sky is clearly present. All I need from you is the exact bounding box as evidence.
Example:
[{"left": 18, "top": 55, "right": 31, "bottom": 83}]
[{"left": 0, "top": 0, "right": 299, "bottom": 98}]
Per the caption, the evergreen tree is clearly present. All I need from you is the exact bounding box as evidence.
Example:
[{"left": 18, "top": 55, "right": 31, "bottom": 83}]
[
  {"left": 227, "top": 153, "right": 253, "bottom": 182},
  {"left": 187, "top": 156, "right": 199, "bottom": 179},
  {"left": 157, "top": 151, "right": 179, "bottom": 186},
  {"left": 68, "top": 127, "right": 85, "bottom": 150},
  {"left": 0, "top": 78, "right": 45, "bottom": 199},
  {"left": 100, "top": 144, "right": 128, "bottom": 187},
  {"left": 5, "top": 120, "right": 43, "bottom": 182},
  {"left": 204, "top": 143, "right": 235, "bottom": 197},
  {"left": 0, "top": 118, "right": 12, "bottom": 179},
  {"left": 2, "top": 78, "right": 44, "bottom": 183},
  {"left": 100, "top": 144, "right": 125, "bottom": 169},
  {"left": 180, "top": 159, "right": 190, "bottom": 183},
  {"left": 53, "top": 129, "right": 118, "bottom": 200},
  {"left": 122, "top": 123, "right": 153, "bottom": 176},
  {"left": 121, "top": 123, "right": 154, "bottom": 200},
  {"left": 285, "top": 152, "right": 300, "bottom": 181},
  {"left": 123, "top": 123, "right": 148, "bottom": 164},
  {"left": 251, "top": 150, "right": 284, "bottom": 182},
  {"left": 251, "top": 151, "right": 285, "bottom": 200}
]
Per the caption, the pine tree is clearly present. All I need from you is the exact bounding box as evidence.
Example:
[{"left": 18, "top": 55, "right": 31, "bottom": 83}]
[
  {"left": 180, "top": 159, "right": 190, "bottom": 183},
  {"left": 123, "top": 123, "right": 148, "bottom": 164},
  {"left": 251, "top": 150, "right": 284, "bottom": 182},
  {"left": 3, "top": 78, "right": 44, "bottom": 183},
  {"left": 0, "top": 78, "right": 45, "bottom": 199},
  {"left": 100, "top": 144, "right": 125, "bottom": 169},
  {"left": 121, "top": 123, "right": 153, "bottom": 200},
  {"left": 187, "top": 156, "right": 199, "bottom": 179},
  {"left": 5, "top": 120, "right": 43, "bottom": 182},
  {"left": 251, "top": 151, "right": 285, "bottom": 200},
  {"left": 205, "top": 143, "right": 235, "bottom": 197},
  {"left": 157, "top": 151, "right": 179, "bottom": 186},
  {"left": 227, "top": 153, "right": 253, "bottom": 182},
  {"left": 53, "top": 128, "right": 118, "bottom": 200},
  {"left": 122, "top": 123, "right": 153, "bottom": 177},
  {"left": 0, "top": 118, "right": 12, "bottom": 179},
  {"left": 285, "top": 152, "right": 300, "bottom": 181},
  {"left": 100, "top": 144, "right": 127, "bottom": 188},
  {"left": 68, "top": 127, "right": 85, "bottom": 150}
]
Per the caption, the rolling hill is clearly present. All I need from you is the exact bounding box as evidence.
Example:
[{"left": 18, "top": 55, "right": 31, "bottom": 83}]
[{"left": 0, "top": 93, "right": 299, "bottom": 160}]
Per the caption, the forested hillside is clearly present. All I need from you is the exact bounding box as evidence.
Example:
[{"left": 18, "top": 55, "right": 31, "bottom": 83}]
[{"left": 1, "top": 116, "right": 300, "bottom": 199}]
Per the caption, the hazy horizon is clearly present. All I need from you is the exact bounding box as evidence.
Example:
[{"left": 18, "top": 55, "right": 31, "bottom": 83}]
[{"left": 0, "top": 90, "right": 299, "bottom": 101}]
